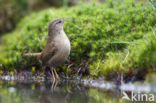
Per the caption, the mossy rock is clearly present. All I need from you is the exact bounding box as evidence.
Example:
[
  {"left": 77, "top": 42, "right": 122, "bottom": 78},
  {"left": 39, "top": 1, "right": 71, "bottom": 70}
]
[{"left": 0, "top": 0, "right": 156, "bottom": 79}]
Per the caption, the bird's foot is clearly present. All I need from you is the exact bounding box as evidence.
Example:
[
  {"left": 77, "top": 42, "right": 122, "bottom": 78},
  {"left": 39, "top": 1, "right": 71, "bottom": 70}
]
[{"left": 50, "top": 68, "right": 60, "bottom": 81}]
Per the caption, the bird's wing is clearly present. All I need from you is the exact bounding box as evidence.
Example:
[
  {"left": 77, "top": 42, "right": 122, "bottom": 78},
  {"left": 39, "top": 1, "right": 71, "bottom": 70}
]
[{"left": 40, "top": 38, "right": 57, "bottom": 65}]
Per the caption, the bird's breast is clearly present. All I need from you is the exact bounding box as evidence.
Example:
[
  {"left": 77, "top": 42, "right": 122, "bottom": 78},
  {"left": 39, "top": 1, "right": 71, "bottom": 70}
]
[
  {"left": 50, "top": 32, "right": 70, "bottom": 66},
  {"left": 56, "top": 35, "right": 70, "bottom": 57}
]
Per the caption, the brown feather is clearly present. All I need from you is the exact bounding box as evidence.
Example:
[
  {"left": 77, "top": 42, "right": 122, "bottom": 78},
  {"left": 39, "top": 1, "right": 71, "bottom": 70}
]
[{"left": 40, "top": 38, "right": 57, "bottom": 66}]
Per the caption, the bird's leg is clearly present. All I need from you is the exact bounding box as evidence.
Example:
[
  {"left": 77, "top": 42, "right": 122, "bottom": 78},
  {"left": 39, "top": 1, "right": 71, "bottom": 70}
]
[
  {"left": 53, "top": 69, "right": 60, "bottom": 80},
  {"left": 50, "top": 67, "right": 56, "bottom": 82}
]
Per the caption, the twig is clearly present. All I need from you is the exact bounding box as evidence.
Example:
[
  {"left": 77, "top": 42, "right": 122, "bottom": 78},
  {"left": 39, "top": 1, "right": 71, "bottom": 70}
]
[{"left": 123, "top": 51, "right": 129, "bottom": 63}]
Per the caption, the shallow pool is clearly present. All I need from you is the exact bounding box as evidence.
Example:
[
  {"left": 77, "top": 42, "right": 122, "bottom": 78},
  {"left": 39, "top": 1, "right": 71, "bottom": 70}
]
[{"left": 0, "top": 78, "right": 155, "bottom": 103}]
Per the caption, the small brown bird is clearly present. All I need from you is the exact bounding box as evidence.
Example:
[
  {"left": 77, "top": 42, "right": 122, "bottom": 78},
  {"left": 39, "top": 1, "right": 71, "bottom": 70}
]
[{"left": 25, "top": 18, "right": 71, "bottom": 81}]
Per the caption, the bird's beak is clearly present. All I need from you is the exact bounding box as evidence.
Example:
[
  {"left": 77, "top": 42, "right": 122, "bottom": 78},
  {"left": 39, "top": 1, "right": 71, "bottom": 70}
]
[{"left": 63, "top": 17, "right": 70, "bottom": 21}]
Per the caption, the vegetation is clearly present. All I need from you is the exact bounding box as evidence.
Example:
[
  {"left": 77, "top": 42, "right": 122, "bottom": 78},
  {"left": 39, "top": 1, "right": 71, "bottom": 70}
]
[
  {"left": 0, "top": 0, "right": 155, "bottom": 79},
  {"left": 0, "top": 0, "right": 77, "bottom": 34}
]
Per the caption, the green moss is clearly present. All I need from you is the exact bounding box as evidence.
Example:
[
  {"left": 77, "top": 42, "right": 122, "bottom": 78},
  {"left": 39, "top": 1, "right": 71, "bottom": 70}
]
[
  {"left": 90, "top": 34, "right": 156, "bottom": 78},
  {"left": 0, "top": 0, "right": 155, "bottom": 78}
]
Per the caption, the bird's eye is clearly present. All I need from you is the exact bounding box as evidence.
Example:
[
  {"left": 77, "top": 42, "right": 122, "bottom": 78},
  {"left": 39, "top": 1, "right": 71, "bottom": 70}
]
[{"left": 57, "top": 21, "right": 62, "bottom": 24}]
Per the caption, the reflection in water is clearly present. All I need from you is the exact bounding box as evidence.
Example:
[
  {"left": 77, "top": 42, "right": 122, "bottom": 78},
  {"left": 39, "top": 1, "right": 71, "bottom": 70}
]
[
  {"left": 39, "top": 81, "right": 89, "bottom": 103},
  {"left": 0, "top": 80, "right": 155, "bottom": 103},
  {"left": 40, "top": 81, "right": 69, "bottom": 103},
  {"left": 0, "top": 80, "right": 121, "bottom": 103}
]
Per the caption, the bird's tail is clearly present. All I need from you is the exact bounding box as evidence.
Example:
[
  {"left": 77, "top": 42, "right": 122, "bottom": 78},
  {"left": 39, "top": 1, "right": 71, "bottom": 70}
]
[{"left": 24, "top": 53, "right": 41, "bottom": 59}]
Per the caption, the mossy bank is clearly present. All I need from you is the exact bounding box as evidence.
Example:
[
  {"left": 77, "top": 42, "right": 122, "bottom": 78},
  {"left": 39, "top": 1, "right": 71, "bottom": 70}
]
[{"left": 0, "top": 0, "right": 156, "bottom": 79}]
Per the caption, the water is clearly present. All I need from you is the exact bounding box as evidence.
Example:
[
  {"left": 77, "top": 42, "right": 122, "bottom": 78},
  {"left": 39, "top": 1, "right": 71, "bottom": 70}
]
[
  {"left": 0, "top": 80, "right": 120, "bottom": 103},
  {"left": 0, "top": 78, "right": 156, "bottom": 103}
]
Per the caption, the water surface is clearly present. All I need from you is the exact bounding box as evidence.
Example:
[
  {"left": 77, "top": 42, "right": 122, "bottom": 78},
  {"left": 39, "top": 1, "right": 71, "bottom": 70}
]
[{"left": 0, "top": 78, "right": 156, "bottom": 103}]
